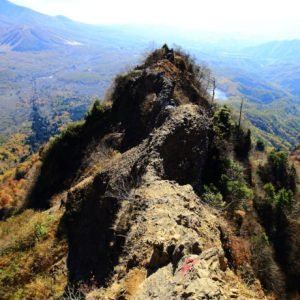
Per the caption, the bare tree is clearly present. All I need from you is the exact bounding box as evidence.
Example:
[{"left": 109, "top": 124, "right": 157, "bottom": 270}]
[
  {"left": 238, "top": 97, "right": 244, "bottom": 130},
  {"left": 61, "top": 285, "right": 84, "bottom": 300},
  {"left": 211, "top": 77, "right": 216, "bottom": 104}
]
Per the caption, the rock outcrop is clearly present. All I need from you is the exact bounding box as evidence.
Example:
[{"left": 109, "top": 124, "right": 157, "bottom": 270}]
[{"left": 55, "top": 49, "right": 266, "bottom": 299}]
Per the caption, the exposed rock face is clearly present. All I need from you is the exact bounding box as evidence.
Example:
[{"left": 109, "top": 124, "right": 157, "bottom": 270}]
[
  {"left": 136, "top": 249, "right": 226, "bottom": 300},
  {"left": 62, "top": 55, "right": 265, "bottom": 299},
  {"left": 65, "top": 104, "right": 211, "bottom": 282}
]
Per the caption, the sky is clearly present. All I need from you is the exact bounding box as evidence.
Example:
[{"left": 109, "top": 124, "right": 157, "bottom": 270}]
[{"left": 10, "top": 0, "right": 300, "bottom": 39}]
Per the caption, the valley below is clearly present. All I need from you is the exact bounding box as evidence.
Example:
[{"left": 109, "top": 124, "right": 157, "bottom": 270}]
[{"left": 1, "top": 32, "right": 299, "bottom": 150}]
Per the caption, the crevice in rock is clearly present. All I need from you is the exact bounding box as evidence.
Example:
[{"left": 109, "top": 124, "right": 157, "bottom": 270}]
[{"left": 218, "top": 225, "right": 234, "bottom": 270}]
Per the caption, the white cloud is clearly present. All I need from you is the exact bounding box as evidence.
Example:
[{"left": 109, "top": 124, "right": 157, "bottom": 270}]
[{"left": 10, "top": 0, "right": 300, "bottom": 38}]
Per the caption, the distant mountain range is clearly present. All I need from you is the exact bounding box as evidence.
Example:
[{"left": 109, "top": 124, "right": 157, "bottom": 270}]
[
  {"left": 0, "top": 0, "right": 299, "bottom": 149},
  {"left": 0, "top": 0, "right": 81, "bottom": 51},
  {"left": 0, "top": 0, "right": 71, "bottom": 32},
  {"left": 244, "top": 39, "right": 300, "bottom": 62},
  {"left": 0, "top": 0, "right": 145, "bottom": 50},
  {"left": 0, "top": 0, "right": 90, "bottom": 32},
  {"left": 0, "top": 25, "right": 83, "bottom": 51}
]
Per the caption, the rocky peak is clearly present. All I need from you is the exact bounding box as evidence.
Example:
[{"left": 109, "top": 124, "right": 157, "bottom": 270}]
[
  {"left": 38, "top": 47, "right": 266, "bottom": 299},
  {"left": 109, "top": 50, "right": 211, "bottom": 151}
]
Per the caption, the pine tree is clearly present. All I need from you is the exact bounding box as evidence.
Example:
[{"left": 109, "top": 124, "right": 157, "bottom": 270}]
[{"left": 28, "top": 102, "right": 52, "bottom": 152}]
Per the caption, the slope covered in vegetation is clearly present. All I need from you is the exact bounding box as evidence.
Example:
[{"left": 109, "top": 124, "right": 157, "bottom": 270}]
[{"left": 0, "top": 46, "right": 299, "bottom": 300}]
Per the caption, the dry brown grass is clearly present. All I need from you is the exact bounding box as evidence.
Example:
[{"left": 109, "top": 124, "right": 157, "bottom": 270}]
[
  {"left": 0, "top": 209, "right": 68, "bottom": 299},
  {"left": 123, "top": 268, "right": 146, "bottom": 298},
  {"left": 229, "top": 235, "right": 251, "bottom": 268}
]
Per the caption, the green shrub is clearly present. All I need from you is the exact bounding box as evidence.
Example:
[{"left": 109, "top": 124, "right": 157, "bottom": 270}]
[
  {"left": 225, "top": 180, "right": 253, "bottom": 207},
  {"left": 264, "top": 183, "right": 276, "bottom": 205},
  {"left": 276, "top": 189, "right": 294, "bottom": 208},
  {"left": 213, "top": 105, "right": 235, "bottom": 139},
  {"left": 220, "top": 160, "right": 253, "bottom": 210},
  {"left": 203, "top": 158, "right": 253, "bottom": 211},
  {"left": 162, "top": 43, "right": 169, "bottom": 52},
  {"left": 34, "top": 223, "right": 48, "bottom": 241},
  {"left": 202, "top": 184, "right": 225, "bottom": 209},
  {"left": 258, "top": 149, "right": 297, "bottom": 192},
  {"left": 256, "top": 139, "right": 265, "bottom": 151},
  {"left": 234, "top": 128, "right": 252, "bottom": 159},
  {"left": 264, "top": 183, "right": 294, "bottom": 209}
]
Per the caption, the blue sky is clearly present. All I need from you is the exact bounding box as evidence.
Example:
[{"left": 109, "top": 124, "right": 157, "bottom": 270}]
[{"left": 10, "top": 0, "right": 300, "bottom": 39}]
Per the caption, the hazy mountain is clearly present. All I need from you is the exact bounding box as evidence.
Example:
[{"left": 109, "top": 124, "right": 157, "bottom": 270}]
[
  {"left": 0, "top": 0, "right": 68, "bottom": 30},
  {"left": 0, "top": 25, "right": 83, "bottom": 51},
  {"left": 0, "top": 0, "right": 83, "bottom": 50},
  {"left": 0, "top": 0, "right": 142, "bottom": 49},
  {"left": 244, "top": 39, "right": 300, "bottom": 62}
]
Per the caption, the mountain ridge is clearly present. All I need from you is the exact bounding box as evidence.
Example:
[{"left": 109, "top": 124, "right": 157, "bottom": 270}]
[{"left": 0, "top": 46, "right": 299, "bottom": 299}]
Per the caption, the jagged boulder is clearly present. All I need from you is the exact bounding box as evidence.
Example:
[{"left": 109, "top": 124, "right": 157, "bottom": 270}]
[{"left": 135, "top": 249, "right": 226, "bottom": 300}]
